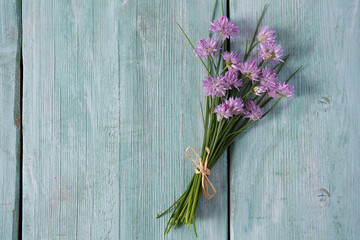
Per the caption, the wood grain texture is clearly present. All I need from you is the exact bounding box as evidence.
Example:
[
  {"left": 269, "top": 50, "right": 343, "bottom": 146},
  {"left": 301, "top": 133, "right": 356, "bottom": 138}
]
[
  {"left": 230, "top": 0, "right": 360, "bottom": 239},
  {"left": 22, "top": 0, "right": 120, "bottom": 238},
  {"left": 118, "top": 1, "right": 228, "bottom": 239},
  {"left": 0, "top": 0, "right": 21, "bottom": 239},
  {"left": 22, "top": 0, "right": 227, "bottom": 239}
]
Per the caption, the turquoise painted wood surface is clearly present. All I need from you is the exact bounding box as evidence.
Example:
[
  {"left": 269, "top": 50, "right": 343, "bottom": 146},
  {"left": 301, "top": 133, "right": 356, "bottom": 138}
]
[
  {"left": 22, "top": 1, "right": 121, "bottom": 238},
  {"left": 230, "top": 0, "right": 360, "bottom": 239},
  {"left": 0, "top": 0, "right": 21, "bottom": 239},
  {"left": 22, "top": 0, "right": 227, "bottom": 239},
  {"left": 0, "top": 0, "right": 357, "bottom": 239}
]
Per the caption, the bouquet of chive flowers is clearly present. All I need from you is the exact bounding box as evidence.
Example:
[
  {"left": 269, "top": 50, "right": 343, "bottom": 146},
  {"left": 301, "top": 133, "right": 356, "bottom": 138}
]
[{"left": 157, "top": 5, "right": 302, "bottom": 237}]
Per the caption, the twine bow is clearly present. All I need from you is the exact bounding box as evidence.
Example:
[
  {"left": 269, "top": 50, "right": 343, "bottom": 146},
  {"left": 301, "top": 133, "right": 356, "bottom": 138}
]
[{"left": 185, "top": 146, "right": 216, "bottom": 199}]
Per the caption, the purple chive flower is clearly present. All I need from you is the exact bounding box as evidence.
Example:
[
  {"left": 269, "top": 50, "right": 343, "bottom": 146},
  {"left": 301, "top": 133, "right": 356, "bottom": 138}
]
[
  {"left": 239, "top": 60, "right": 261, "bottom": 82},
  {"left": 257, "top": 26, "right": 276, "bottom": 43},
  {"left": 268, "top": 82, "right": 295, "bottom": 98},
  {"left": 224, "top": 71, "right": 243, "bottom": 90},
  {"left": 209, "top": 16, "right": 240, "bottom": 40},
  {"left": 253, "top": 86, "right": 267, "bottom": 96},
  {"left": 194, "top": 38, "right": 220, "bottom": 58},
  {"left": 243, "top": 100, "right": 264, "bottom": 121},
  {"left": 260, "top": 68, "right": 277, "bottom": 90},
  {"left": 225, "top": 97, "right": 244, "bottom": 115},
  {"left": 202, "top": 75, "right": 229, "bottom": 97},
  {"left": 258, "top": 42, "right": 284, "bottom": 63},
  {"left": 222, "top": 51, "right": 241, "bottom": 73},
  {"left": 214, "top": 103, "right": 233, "bottom": 121}
]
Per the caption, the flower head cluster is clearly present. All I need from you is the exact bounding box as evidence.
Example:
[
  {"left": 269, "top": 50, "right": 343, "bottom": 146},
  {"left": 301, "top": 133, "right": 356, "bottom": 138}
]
[
  {"left": 202, "top": 71, "right": 243, "bottom": 98},
  {"left": 210, "top": 16, "right": 240, "bottom": 40},
  {"left": 202, "top": 75, "right": 230, "bottom": 97},
  {"left": 268, "top": 82, "right": 295, "bottom": 98},
  {"left": 214, "top": 97, "right": 244, "bottom": 121},
  {"left": 257, "top": 26, "right": 276, "bottom": 44},
  {"left": 256, "top": 26, "right": 284, "bottom": 63},
  {"left": 251, "top": 68, "right": 295, "bottom": 98},
  {"left": 239, "top": 60, "right": 261, "bottom": 82},
  {"left": 223, "top": 52, "right": 241, "bottom": 72},
  {"left": 225, "top": 97, "right": 244, "bottom": 115},
  {"left": 258, "top": 42, "right": 284, "bottom": 63},
  {"left": 194, "top": 38, "right": 220, "bottom": 58},
  {"left": 243, "top": 100, "right": 264, "bottom": 120},
  {"left": 260, "top": 68, "right": 277, "bottom": 89},
  {"left": 252, "top": 68, "right": 278, "bottom": 96},
  {"left": 199, "top": 19, "right": 294, "bottom": 121},
  {"left": 224, "top": 71, "right": 243, "bottom": 90},
  {"left": 253, "top": 86, "right": 267, "bottom": 96},
  {"left": 214, "top": 103, "right": 232, "bottom": 121}
]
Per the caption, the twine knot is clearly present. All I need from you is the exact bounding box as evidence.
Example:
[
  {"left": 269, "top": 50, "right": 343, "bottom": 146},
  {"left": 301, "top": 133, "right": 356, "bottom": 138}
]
[{"left": 185, "top": 146, "right": 216, "bottom": 199}]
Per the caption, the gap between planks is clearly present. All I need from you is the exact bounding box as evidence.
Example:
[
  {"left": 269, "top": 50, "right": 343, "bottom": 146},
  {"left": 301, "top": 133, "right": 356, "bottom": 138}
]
[{"left": 17, "top": 0, "right": 23, "bottom": 238}]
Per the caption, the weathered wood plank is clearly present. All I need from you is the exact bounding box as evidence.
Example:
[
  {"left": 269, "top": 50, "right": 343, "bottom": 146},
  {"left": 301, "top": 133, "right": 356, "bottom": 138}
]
[
  {"left": 118, "top": 1, "right": 228, "bottom": 239},
  {"left": 0, "top": 0, "right": 21, "bottom": 239},
  {"left": 22, "top": 0, "right": 120, "bottom": 238},
  {"left": 230, "top": 0, "right": 360, "bottom": 239},
  {"left": 22, "top": 0, "right": 228, "bottom": 239}
]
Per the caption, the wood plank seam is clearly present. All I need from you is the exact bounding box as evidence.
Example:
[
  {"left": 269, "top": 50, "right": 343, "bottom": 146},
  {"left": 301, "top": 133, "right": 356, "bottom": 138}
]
[
  {"left": 18, "top": 0, "right": 23, "bottom": 238},
  {"left": 226, "top": 1, "right": 231, "bottom": 240}
]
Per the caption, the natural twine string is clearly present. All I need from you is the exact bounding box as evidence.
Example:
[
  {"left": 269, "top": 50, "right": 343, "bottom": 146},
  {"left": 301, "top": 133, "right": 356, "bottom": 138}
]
[{"left": 185, "top": 146, "right": 216, "bottom": 199}]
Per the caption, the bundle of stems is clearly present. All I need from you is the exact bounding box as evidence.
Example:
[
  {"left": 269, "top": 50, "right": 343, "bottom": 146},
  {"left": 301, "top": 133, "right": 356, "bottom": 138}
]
[{"left": 157, "top": 4, "right": 302, "bottom": 237}]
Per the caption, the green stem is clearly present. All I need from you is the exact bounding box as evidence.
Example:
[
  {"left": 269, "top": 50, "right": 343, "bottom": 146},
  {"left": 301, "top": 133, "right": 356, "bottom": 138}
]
[
  {"left": 188, "top": 175, "right": 201, "bottom": 228},
  {"left": 256, "top": 92, "right": 267, "bottom": 105},
  {"left": 276, "top": 54, "right": 289, "bottom": 74},
  {"left": 220, "top": 66, "right": 228, "bottom": 75},
  {"left": 244, "top": 41, "right": 260, "bottom": 60},
  {"left": 176, "top": 22, "right": 211, "bottom": 75},
  {"left": 221, "top": 0, "right": 224, "bottom": 16},
  {"left": 243, "top": 82, "right": 258, "bottom": 100},
  {"left": 286, "top": 65, "right": 303, "bottom": 83},
  {"left": 216, "top": 46, "right": 223, "bottom": 74},
  {"left": 204, "top": 98, "right": 216, "bottom": 152},
  {"left": 261, "top": 98, "right": 281, "bottom": 119},
  {"left": 209, "top": 55, "right": 218, "bottom": 71},
  {"left": 243, "top": 4, "right": 268, "bottom": 61}
]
